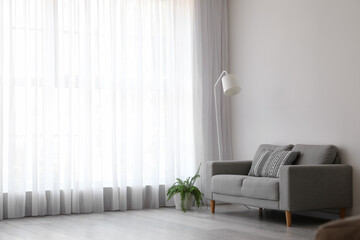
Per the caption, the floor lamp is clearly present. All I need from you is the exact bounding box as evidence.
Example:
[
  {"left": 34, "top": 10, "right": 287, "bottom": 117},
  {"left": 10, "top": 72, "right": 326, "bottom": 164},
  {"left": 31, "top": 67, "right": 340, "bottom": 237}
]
[{"left": 214, "top": 71, "right": 241, "bottom": 161}]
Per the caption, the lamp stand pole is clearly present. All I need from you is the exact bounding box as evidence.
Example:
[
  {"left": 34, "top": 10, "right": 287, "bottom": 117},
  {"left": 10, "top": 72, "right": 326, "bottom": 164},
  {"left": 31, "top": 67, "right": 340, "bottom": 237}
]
[{"left": 214, "top": 70, "right": 228, "bottom": 161}]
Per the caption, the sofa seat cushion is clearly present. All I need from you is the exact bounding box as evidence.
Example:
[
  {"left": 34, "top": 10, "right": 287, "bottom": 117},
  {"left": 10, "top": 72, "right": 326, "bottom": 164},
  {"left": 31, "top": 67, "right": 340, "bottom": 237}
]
[
  {"left": 241, "top": 176, "right": 279, "bottom": 201},
  {"left": 211, "top": 175, "right": 247, "bottom": 196}
]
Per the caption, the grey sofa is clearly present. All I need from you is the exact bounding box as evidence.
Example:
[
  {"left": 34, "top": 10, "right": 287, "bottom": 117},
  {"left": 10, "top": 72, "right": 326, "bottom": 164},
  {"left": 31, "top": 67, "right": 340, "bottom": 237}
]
[{"left": 205, "top": 144, "right": 353, "bottom": 227}]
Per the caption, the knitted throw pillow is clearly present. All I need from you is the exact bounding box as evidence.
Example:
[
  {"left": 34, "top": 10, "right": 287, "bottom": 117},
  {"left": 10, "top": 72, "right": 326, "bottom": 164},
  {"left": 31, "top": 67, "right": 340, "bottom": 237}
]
[{"left": 259, "top": 151, "right": 300, "bottom": 178}]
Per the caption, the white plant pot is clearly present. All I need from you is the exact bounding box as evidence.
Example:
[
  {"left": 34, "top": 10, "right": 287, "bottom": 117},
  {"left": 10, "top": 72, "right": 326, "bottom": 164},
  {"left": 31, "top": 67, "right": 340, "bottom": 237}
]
[{"left": 174, "top": 193, "right": 194, "bottom": 211}]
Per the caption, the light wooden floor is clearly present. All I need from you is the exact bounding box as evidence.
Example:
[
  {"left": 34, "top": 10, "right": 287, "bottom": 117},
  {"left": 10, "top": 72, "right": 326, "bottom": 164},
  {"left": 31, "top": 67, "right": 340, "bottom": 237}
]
[{"left": 0, "top": 205, "right": 332, "bottom": 240}]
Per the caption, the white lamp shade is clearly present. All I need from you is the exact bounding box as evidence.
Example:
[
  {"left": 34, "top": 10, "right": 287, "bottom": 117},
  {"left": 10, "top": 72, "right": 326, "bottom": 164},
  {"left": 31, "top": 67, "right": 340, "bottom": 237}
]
[{"left": 221, "top": 74, "right": 241, "bottom": 96}]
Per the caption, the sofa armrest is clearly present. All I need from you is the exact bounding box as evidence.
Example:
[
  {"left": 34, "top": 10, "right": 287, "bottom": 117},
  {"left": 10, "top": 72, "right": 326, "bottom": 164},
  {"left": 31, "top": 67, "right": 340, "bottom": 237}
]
[
  {"left": 205, "top": 161, "right": 252, "bottom": 200},
  {"left": 279, "top": 164, "right": 352, "bottom": 211}
]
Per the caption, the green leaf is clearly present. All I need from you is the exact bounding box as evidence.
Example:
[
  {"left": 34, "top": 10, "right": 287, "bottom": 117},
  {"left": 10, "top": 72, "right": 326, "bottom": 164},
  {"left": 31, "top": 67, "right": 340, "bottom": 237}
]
[{"left": 166, "top": 163, "right": 204, "bottom": 212}]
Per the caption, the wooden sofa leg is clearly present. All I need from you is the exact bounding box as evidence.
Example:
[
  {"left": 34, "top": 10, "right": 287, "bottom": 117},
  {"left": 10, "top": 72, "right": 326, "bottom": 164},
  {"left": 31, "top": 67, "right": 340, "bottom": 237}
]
[
  {"left": 340, "top": 208, "right": 346, "bottom": 219},
  {"left": 259, "top": 208, "right": 263, "bottom": 216},
  {"left": 285, "top": 211, "right": 292, "bottom": 227},
  {"left": 210, "top": 200, "right": 215, "bottom": 214}
]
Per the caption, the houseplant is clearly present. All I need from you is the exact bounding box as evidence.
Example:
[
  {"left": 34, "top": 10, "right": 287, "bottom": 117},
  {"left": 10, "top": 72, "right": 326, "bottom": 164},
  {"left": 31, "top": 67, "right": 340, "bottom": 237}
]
[{"left": 166, "top": 164, "right": 203, "bottom": 212}]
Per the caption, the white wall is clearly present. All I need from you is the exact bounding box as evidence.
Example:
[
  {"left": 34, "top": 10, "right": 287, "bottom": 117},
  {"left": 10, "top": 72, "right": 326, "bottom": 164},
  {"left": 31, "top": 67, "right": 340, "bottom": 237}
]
[{"left": 228, "top": 0, "right": 360, "bottom": 215}]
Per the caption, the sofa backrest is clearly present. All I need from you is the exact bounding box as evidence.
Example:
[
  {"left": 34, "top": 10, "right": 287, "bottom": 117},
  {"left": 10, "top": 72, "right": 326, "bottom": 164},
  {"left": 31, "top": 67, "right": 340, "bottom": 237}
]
[
  {"left": 253, "top": 144, "right": 294, "bottom": 160},
  {"left": 292, "top": 144, "right": 339, "bottom": 165}
]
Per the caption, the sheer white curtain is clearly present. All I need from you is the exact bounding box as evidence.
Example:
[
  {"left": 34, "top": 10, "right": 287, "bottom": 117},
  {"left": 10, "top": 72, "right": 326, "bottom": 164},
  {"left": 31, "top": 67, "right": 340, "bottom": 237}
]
[
  {"left": 0, "top": 0, "right": 196, "bottom": 219},
  {"left": 194, "top": 0, "right": 230, "bottom": 162},
  {"left": 192, "top": 0, "right": 230, "bottom": 199}
]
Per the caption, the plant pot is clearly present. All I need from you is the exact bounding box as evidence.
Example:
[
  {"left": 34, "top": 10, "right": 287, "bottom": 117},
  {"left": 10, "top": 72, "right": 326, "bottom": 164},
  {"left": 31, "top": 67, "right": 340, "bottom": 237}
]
[{"left": 174, "top": 193, "right": 194, "bottom": 211}]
